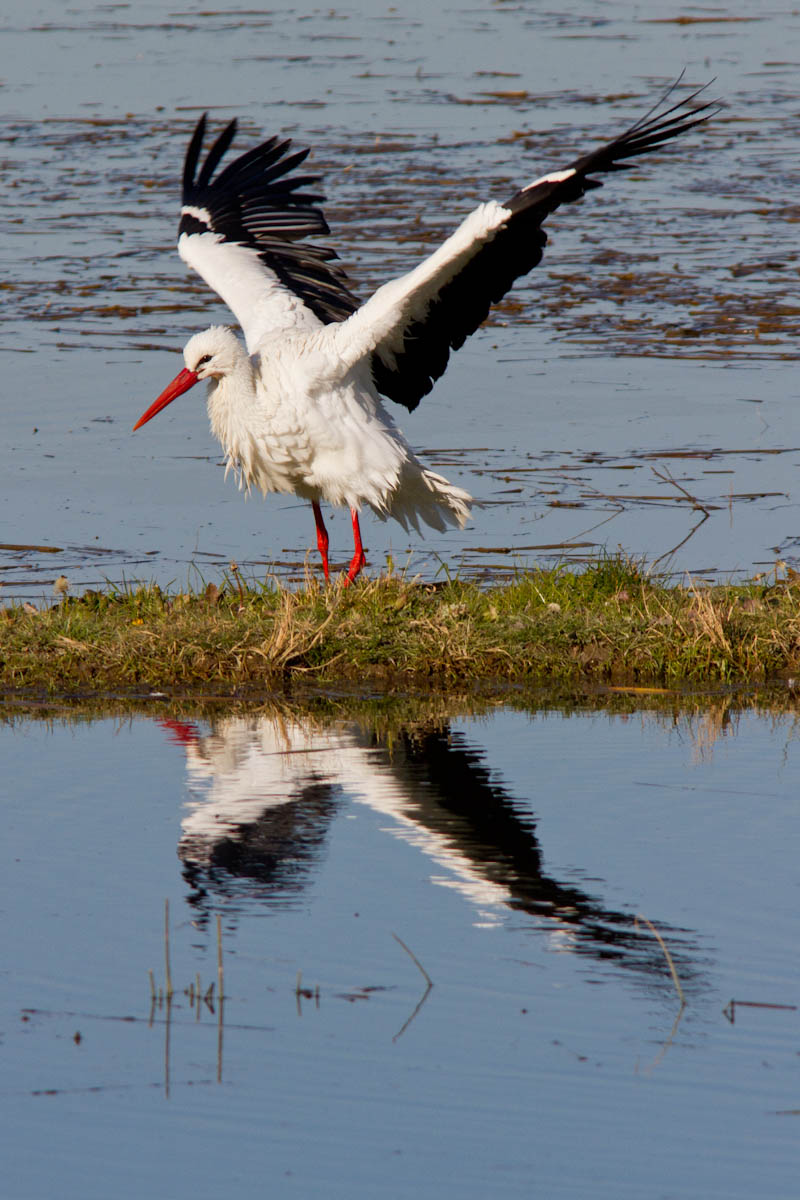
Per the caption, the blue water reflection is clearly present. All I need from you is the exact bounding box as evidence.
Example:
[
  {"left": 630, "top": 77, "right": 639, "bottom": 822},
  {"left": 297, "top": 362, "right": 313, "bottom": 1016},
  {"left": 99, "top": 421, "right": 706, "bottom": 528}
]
[
  {"left": 3, "top": 697, "right": 799, "bottom": 1199},
  {"left": 171, "top": 712, "right": 702, "bottom": 994}
]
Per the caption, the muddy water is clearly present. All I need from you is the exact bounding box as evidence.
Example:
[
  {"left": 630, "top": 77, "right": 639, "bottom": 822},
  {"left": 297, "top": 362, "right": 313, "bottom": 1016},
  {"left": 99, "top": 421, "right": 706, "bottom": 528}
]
[
  {"left": 2, "top": 2, "right": 800, "bottom": 599},
  {"left": 3, "top": 691, "right": 800, "bottom": 1199}
]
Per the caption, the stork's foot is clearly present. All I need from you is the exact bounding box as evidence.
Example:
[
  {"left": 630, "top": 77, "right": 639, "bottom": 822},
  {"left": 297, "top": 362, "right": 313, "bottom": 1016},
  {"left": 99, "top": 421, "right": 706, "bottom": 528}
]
[
  {"left": 345, "top": 549, "right": 367, "bottom": 586},
  {"left": 344, "top": 507, "right": 367, "bottom": 586},
  {"left": 312, "top": 501, "right": 330, "bottom": 583}
]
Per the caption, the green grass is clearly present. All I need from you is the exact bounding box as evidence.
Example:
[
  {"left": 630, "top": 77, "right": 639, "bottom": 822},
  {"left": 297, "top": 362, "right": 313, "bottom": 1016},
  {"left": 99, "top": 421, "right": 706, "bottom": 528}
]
[{"left": 3, "top": 558, "right": 800, "bottom": 695}]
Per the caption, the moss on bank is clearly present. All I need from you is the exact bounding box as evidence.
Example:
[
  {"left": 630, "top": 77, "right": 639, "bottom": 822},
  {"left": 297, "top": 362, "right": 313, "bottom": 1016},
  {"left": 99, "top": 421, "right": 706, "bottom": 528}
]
[{"left": 3, "top": 559, "right": 800, "bottom": 695}]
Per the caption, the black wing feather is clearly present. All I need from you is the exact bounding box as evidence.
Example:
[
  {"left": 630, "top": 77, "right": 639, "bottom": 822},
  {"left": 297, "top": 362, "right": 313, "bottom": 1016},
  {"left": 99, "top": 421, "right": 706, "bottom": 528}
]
[
  {"left": 371, "top": 82, "right": 717, "bottom": 411},
  {"left": 181, "top": 117, "right": 360, "bottom": 325},
  {"left": 179, "top": 83, "right": 715, "bottom": 410},
  {"left": 196, "top": 119, "right": 238, "bottom": 189}
]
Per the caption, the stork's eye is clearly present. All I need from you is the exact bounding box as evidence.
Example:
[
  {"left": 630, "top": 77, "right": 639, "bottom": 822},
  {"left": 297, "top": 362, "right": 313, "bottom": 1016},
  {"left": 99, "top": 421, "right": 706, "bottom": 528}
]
[{"left": 196, "top": 354, "right": 212, "bottom": 367}]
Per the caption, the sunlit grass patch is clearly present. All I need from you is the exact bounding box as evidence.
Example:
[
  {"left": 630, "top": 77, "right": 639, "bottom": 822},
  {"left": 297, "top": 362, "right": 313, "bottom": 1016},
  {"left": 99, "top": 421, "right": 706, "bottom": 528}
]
[{"left": 2, "top": 558, "right": 800, "bottom": 694}]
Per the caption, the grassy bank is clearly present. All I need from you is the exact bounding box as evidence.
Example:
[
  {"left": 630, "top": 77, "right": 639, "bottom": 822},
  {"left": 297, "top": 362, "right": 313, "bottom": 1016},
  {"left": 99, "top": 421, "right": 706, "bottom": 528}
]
[{"left": 3, "top": 559, "right": 800, "bottom": 695}]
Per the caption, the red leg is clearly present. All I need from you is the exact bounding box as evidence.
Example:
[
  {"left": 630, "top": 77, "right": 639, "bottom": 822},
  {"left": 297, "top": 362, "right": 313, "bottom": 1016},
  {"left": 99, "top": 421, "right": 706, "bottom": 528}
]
[
  {"left": 312, "top": 501, "right": 330, "bottom": 582},
  {"left": 346, "top": 507, "right": 367, "bottom": 585}
]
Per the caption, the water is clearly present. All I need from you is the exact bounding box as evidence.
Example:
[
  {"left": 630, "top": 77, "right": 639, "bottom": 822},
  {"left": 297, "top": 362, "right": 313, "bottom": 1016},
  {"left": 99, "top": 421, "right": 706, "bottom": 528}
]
[
  {"left": 3, "top": 2, "right": 800, "bottom": 598},
  {"left": 3, "top": 694, "right": 799, "bottom": 1198}
]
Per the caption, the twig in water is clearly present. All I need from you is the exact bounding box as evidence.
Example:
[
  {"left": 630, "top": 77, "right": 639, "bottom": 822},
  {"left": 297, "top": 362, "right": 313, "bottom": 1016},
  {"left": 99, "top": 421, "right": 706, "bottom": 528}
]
[
  {"left": 637, "top": 996, "right": 686, "bottom": 1076},
  {"left": 392, "top": 932, "right": 433, "bottom": 988},
  {"left": 216, "top": 913, "right": 224, "bottom": 1001},
  {"left": 649, "top": 464, "right": 714, "bottom": 569},
  {"left": 633, "top": 913, "right": 687, "bottom": 1075},
  {"left": 635, "top": 913, "right": 685, "bottom": 1008},
  {"left": 164, "top": 898, "right": 173, "bottom": 1000},
  {"left": 652, "top": 464, "right": 712, "bottom": 517},
  {"left": 393, "top": 983, "right": 434, "bottom": 1043},
  {"left": 216, "top": 929, "right": 225, "bottom": 1085},
  {"left": 392, "top": 933, "right": 434, "bottom": 1041},
  {"left": 650, "top": 509, "right": 710, "bottom": 570},
  {"left": 564, "top": 497, "right": 626, "bottom": 543},
  {"left": 723, "top": 998, "right": 797, "bottom": 1024}
]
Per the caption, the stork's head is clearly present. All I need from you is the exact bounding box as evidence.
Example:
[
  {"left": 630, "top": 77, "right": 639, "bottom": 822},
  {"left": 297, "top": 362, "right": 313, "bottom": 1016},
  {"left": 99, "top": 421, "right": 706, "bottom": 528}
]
[{"left": 133, "top": 326, "right": 243, "bottom": 431}]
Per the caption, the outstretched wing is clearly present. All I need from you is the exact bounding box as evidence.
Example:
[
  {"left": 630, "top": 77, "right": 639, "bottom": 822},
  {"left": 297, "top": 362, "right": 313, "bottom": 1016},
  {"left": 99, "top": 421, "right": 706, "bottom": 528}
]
[
  {"left": 178, "top": 115, "right": 360, "bottom": 350},
  {"left": 337, "top": 83, "right": 717, "bottom": 411}
]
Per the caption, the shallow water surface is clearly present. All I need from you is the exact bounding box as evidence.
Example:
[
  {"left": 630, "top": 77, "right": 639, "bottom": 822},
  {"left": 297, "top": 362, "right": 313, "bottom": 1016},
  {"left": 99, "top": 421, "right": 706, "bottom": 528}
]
[{"left": 3, "top": 693, "right": 799, "bottom": 1198}]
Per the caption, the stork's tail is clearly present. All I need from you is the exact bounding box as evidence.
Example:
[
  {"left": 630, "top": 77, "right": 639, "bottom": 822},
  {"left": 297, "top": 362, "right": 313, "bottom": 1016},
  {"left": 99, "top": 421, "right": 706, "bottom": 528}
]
[{"left": 383, "top": 465, "right": 473, "bottom": 534}]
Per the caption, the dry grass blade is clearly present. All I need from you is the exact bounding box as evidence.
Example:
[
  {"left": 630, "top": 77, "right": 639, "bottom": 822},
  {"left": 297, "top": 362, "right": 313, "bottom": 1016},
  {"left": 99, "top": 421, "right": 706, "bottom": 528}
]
[
  {"left": 265, "top": 587, "right": 341, "bottom": 670},
  {"left": 635, "top": 913, "right": 685, "bottom": 1007},
  {"left": 686, "top": 579, "right": 733, "bottom": 658}
]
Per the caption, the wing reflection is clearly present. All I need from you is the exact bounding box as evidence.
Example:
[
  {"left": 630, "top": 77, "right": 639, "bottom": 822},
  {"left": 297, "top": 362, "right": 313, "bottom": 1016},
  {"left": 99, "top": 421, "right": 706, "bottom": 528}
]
[{"left": 163, "top": 713, "right": 698, "bottom": 985}]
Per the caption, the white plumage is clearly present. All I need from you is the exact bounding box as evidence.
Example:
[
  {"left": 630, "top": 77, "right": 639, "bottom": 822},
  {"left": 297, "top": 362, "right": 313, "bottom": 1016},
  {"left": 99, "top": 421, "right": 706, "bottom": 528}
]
[
  {"left": 134, "top": 83, "right": 714, "bottom": 584},
  {"left": 189, "top": 324, "right": 471, "bottom": 531}
]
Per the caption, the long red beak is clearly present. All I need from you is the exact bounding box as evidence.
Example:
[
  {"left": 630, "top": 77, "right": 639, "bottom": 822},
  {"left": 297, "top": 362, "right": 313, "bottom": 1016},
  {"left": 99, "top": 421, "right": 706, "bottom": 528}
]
[{"left": 133, "top": 367, "right": 199, "bottom": 431}]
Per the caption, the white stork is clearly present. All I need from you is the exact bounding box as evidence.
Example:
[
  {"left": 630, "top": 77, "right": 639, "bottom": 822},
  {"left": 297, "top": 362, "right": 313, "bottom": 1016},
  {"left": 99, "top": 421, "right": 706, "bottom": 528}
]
[{"left": 133, "top": 84, "right": 714, "bottom": 584}]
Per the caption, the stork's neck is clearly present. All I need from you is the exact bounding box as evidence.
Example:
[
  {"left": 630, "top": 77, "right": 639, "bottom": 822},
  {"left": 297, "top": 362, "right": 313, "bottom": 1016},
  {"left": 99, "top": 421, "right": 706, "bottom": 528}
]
[{"left": 206, "top": 351, "right": 258, "bottom": 461}]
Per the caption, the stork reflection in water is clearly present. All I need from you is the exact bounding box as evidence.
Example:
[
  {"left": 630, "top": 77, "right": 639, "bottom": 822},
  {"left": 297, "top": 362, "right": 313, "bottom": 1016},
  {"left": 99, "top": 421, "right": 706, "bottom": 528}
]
[{"left": 160, "top": 712, "right": 700, "bottom": 993}]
